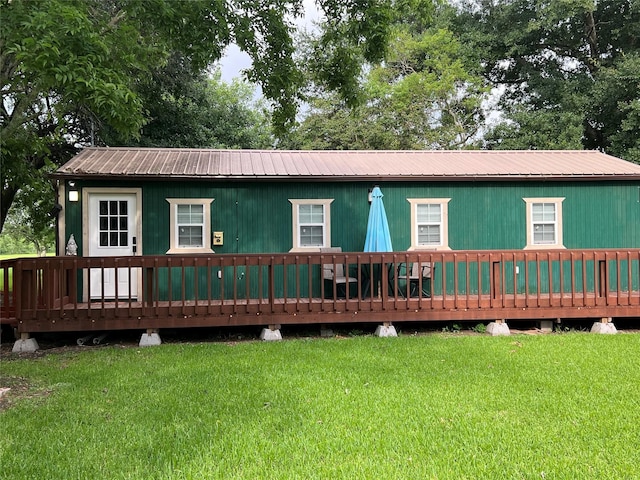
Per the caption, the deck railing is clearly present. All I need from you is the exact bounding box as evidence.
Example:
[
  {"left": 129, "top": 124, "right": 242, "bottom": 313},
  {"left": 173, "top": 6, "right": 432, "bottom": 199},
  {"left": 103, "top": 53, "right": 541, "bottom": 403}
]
[{"left": 1, "top": 249, "right": 639, "bottom": 333}]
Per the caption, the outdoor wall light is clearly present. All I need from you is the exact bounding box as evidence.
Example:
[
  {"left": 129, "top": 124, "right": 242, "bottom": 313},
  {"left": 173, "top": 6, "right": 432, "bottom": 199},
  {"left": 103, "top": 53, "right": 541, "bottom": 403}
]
[{"left": 68, "top": 181, "right": 79, "bottom": 202}]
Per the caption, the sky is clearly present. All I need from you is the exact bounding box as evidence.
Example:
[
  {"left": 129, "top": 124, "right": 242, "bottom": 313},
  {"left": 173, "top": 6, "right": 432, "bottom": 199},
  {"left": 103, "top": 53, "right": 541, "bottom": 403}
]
[{"left": 218, "top": 0, "right": 321, "bottom": 83}]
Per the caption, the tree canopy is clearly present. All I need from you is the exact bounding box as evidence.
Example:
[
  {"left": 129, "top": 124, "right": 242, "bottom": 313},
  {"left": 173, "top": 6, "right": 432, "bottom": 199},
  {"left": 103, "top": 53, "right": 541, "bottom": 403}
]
[
  {"left": 1, "top": 0, "right": 401, "bottom": 233},
  {"left": 102, "top": 56, "right": 273, "bottom": 149},
  {"left": 453, "top": 0, "right": 640, "bottom": 161},
  {"left": 285, "top": 3, "right": 487, "bottom": 150},
  {"left": 3, "top": 0, "right": 638, "bottom": 243}
]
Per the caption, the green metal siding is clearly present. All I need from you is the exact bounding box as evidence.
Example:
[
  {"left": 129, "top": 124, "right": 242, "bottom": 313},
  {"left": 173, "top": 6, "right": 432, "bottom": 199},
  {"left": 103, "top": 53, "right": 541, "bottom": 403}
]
[{"left": 63, "top": 179, "right": 640, "bottom": 256}]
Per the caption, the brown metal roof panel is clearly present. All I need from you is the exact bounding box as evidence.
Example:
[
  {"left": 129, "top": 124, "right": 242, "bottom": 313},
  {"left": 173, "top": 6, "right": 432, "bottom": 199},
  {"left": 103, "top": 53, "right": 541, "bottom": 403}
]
[
  {"left": 318, "top": 151, "right": 348, "bottom": 176},
  {"left": 272, "top": 151, "right": 289, "bottom": 176},
  {"left": 111, "top": 149, "right": 136, "bottom": 175},
  {"left": 54, "top": 147, "right": 640, "bottom": 179},
  {"left": 250, "top": 151, "right": 268, "bottom": 176},
  {"left": 205, "top": 151, "right": 217, "bottom": 175},
  {"left": 176, "top": 150, "right": 189, "bottom": 175},
  {"left": 203, "top": 151, "right": 220, "bottom": 176},
  {"left": 260, "top": 150, "right": 278, "bottom": 176},
  {"left": 77, "top": 148, "right": 104, "bottom": 174},
  {"left": 155, "top": 149, "right": 173, "bottom": 175},
  {"left": 91, "top": 148, "right": 113, "bottom": 174},
  {"left": 279, "top": 151, "right": 296, "bottom": 175},
  {"left": 143, "top": 149, "right": 165, "bottom": 175},
  {"left": 229, "top": 150, "right": 241, "bottom": 175},
  {"left": 106, "top": 150, "right": 120, "bottom": 173},
  {"left": 239, "top": 150, "right": 253, "bottom": 175},
  {"left": 219, "top": 152, "right": 229, "bottom": 175},
  {"left": 299, "top": 156, "right": 316, "bottom": 176},
  {"left": 183, "top": 151, "right": 196, "bottom": 175},
  {"left": 129, "top": 149, "right": 145, "bottom": 174},
  {"left": 338, "top": 152, "right": 368, "bottom": 176},
  {"left": 185, "top": 151, "right": 199, "bottom": 175}
]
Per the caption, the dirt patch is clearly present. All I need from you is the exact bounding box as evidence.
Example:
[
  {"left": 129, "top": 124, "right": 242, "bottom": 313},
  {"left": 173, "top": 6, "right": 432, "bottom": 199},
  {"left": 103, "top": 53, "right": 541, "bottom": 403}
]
[{"left": 0, "top": 375, "right": 53, "bottom": 412}]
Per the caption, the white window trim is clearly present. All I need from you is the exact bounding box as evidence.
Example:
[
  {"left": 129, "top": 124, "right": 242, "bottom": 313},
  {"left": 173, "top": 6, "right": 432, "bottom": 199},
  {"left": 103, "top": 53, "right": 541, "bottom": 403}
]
[
  {"left": 166, "top": 198, "right": 214, "bottom": 254},
  {"left": 407, "top": 198, "right": 451, "bottom": 251},
  {"left": 523, "top": 197, "right": 565, "bottom": 249},
  {"left": 289, "top": 199, "right": 333, "bottom": 252}
]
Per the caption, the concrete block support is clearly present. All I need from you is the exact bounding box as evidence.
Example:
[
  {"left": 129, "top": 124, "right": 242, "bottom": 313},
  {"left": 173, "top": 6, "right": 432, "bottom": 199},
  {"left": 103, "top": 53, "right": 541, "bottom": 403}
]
[
  {"left": 486, "top": 320, "right": 511, "bottom": 336},
  {"left": 320, "top": 325, "right": 334, "bottom": 338},
  {"left": 12, "top": 333, "right": 39, "bottom": 353},
  {"left": 139, "top": 329, "right": 162, "bottom": 346},
  {"left": 591, "top": 317, "right": 617, "bottom": 334},
  {"left": 260, "top": 325, "right": 282, "bottom": 341},
  {"left": 539, "top": 320, "right": 554, "bottom": 333},
  {"left": 375, "top": 322, "right": 397, "bottom": 337}
]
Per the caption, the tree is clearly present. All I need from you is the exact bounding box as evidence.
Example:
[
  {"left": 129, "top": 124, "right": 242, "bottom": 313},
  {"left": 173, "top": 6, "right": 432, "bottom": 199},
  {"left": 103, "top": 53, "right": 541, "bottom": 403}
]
[
  {"left": 1, "top": 0, "right": 149, "bottom": 233},
  {"left": 1, "top": 0, "right": 400, "bottom": 233},
  {"left": 454, "top": 0, "right": 640, "bottom": 160},
  {"left": 103, "top": 55, "right": 273, "bottom": 149},
  {"left": 1, "top": 193, "right": 55, "bottom": 255},
  {"left": 285, "top": 4, "right": 487, "bottom": 150}
]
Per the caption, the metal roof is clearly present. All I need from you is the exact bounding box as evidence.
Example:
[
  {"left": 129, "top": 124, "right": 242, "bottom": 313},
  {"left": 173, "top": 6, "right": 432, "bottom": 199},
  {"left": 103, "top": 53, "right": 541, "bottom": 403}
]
[{"left": 55, "top": 147, "right": 640, "bottom": 181}]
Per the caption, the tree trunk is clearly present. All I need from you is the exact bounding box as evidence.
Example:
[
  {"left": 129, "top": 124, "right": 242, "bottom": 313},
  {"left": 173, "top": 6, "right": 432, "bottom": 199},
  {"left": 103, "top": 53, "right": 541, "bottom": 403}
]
[
  {"left": 0, "top": 185, "right": 18, "bottom": 234},
  {"left": 584, "top": 11, "right": 600, "bottom": 74}
]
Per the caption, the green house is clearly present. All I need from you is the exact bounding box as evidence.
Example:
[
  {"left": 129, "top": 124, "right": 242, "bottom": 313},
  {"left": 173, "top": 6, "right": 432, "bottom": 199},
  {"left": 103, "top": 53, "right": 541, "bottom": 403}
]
[{"left": 53, "top": 148, "right": 640, "bottom": 301}]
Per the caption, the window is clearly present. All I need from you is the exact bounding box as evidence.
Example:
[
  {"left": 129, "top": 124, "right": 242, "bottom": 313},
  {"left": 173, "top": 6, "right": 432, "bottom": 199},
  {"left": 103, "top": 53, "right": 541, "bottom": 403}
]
[
  {"left": 166, "top": 198, "right": 214, "bottom": 254},
  {"left": 98, "top": 200, "right": 129, "bottom": 247},
  {"left": 177, "top": 204, "right": 204, "bottom": 247},
  {"left": 408, "top": 198, "right": 451, "bottom": 250},
  {"left": 523, "top": 198, "right": 565, "bottom": 249},
  {"left": 289, "top": 199, "right": 333, "bottom": 251}
]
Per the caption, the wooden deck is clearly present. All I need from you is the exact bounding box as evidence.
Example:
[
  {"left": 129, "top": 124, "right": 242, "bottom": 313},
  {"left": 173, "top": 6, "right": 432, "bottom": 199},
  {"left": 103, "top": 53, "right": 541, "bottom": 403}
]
[{"left": 2, "top": 249, "right": 639, "bottom": 334}]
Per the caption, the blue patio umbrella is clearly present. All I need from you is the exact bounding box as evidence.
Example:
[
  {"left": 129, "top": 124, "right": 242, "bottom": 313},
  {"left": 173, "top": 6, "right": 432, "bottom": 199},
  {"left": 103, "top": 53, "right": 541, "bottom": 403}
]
[{"left": 364, "top": 186, "right": 393, "bottom": 252}]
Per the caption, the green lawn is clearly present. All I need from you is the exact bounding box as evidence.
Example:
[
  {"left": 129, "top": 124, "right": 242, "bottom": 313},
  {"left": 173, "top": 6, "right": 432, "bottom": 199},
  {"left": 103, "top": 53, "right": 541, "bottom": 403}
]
[
  {"left": 0, "top": 253, "right": 54, "bottom": 291},
  {"left": 0, "top": 253, "right": 45, "bottom": 260},
  {"left": 0, "top": 253, "right": 47, "bottom": 291},
  {"left": 1, "top": 333, "right": 639, "bottom": 479}
]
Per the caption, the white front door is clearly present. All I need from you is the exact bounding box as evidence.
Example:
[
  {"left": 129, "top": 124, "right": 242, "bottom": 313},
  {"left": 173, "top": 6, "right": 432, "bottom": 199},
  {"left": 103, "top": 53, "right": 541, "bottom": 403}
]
[{"left": 88, "top": 194, "right": 138, "bottom": 299}]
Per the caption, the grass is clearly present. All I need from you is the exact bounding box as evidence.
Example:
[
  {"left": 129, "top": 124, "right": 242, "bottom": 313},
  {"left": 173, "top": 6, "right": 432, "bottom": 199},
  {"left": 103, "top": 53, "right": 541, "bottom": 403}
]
[
  {"left": 1, "top": 333, "right": 639, "bottom": 479},
  {"left": 0, "top": 253, "right": 46, "bottom": 261},
  {"left": 0, "top": 253, "right": 53, "bottom": 290},
  {"left": 0, "top": 253, "right": 47, "bottom": 291}
]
